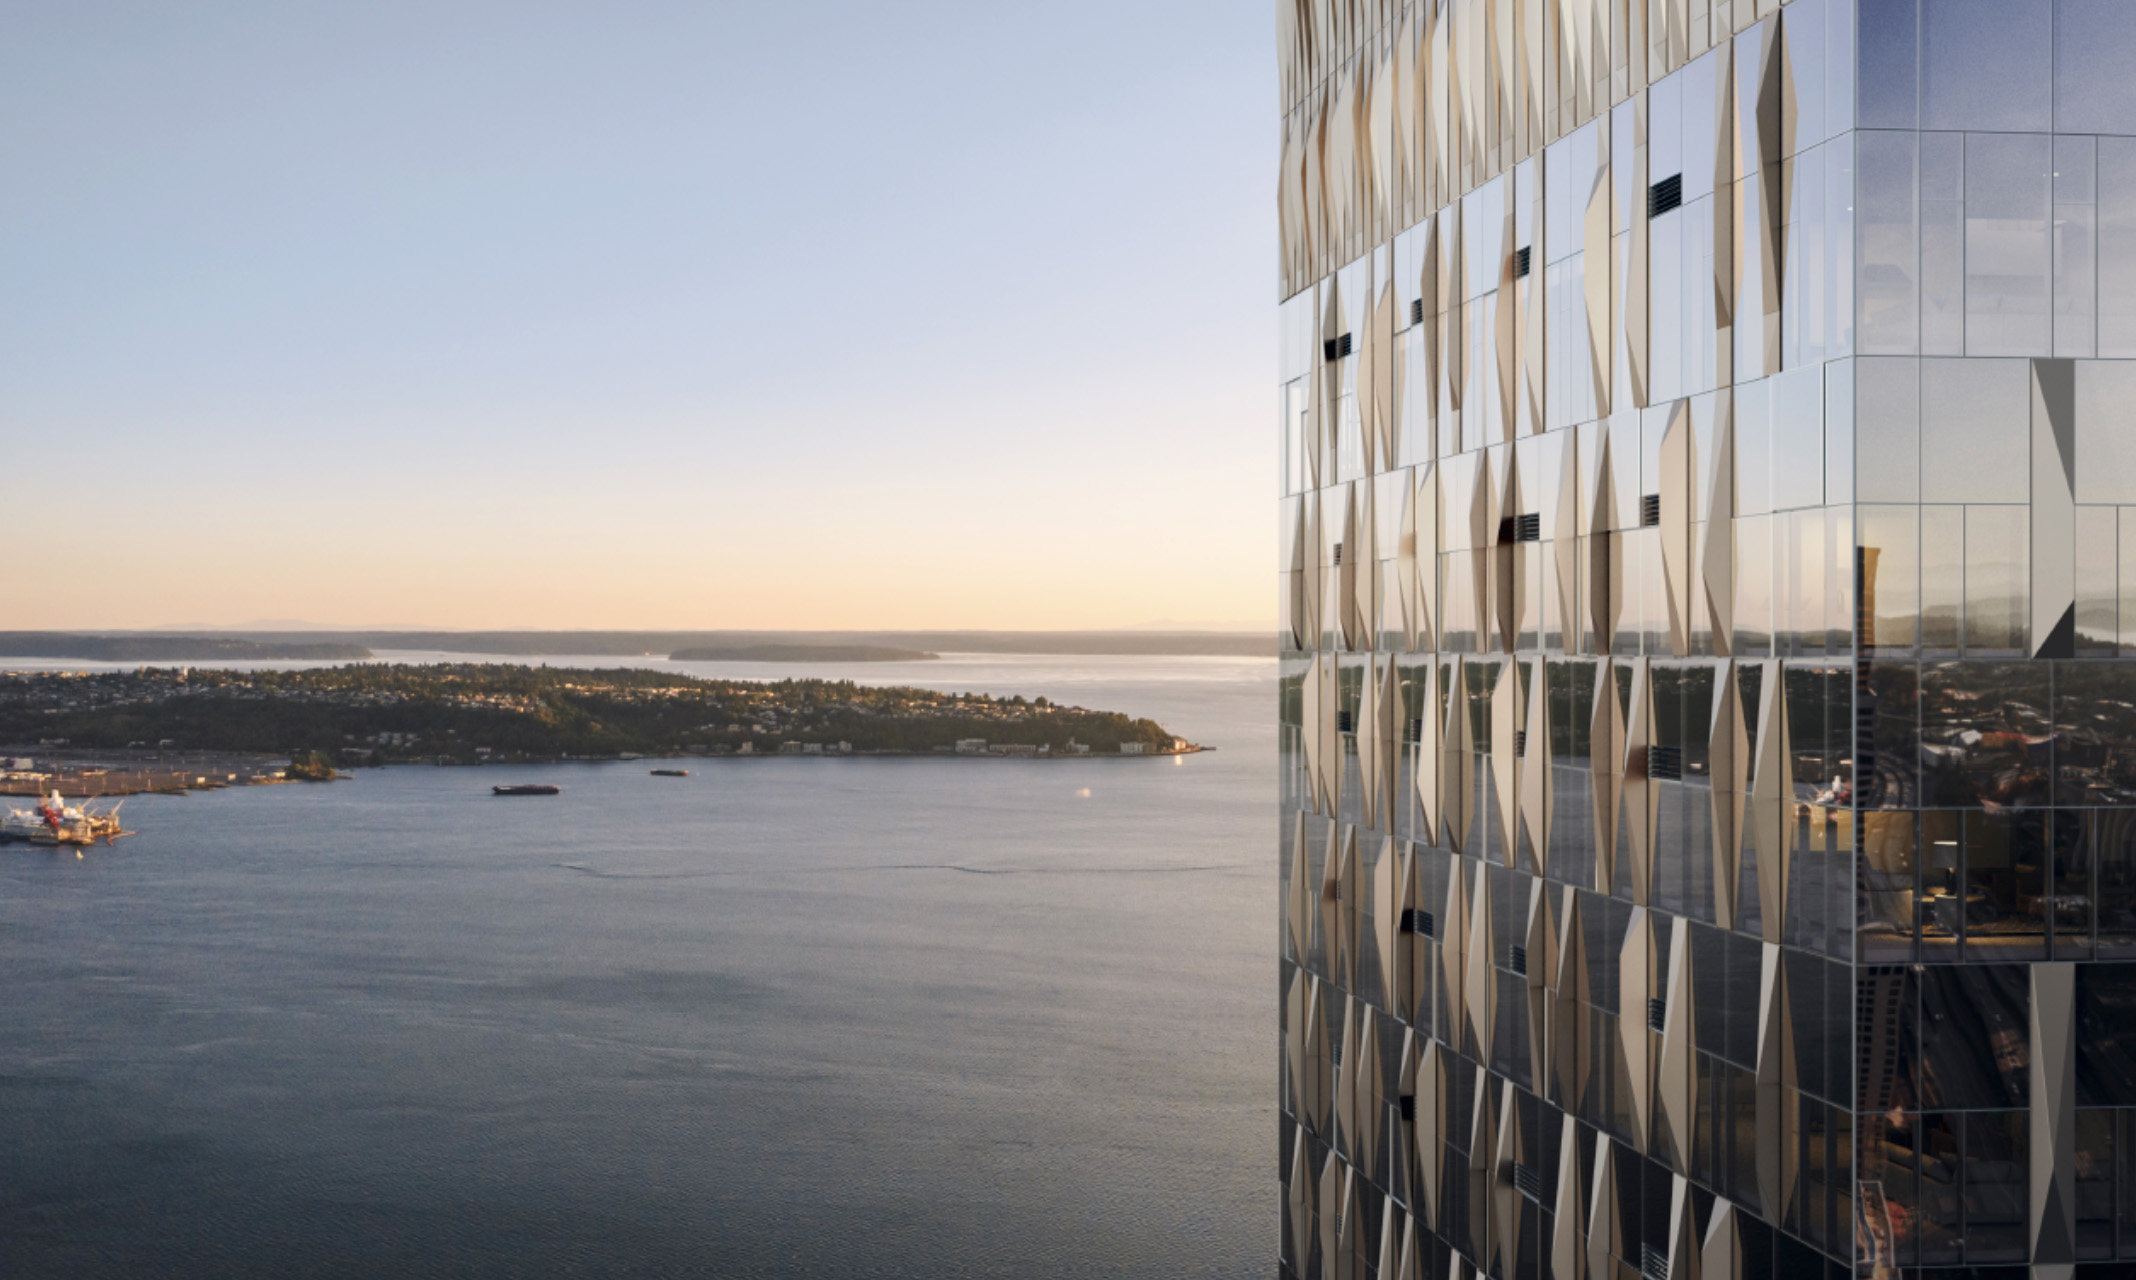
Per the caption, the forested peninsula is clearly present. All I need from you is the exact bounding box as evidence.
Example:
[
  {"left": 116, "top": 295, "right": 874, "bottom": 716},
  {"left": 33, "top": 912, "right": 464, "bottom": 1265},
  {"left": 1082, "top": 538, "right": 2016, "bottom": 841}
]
[{"left": 0, "top": 664, "right": 1186, "bottom": 763}]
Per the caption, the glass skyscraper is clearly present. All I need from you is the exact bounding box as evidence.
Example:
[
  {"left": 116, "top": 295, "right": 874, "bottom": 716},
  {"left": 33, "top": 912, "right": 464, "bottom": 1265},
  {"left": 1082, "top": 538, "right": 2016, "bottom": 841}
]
[{"left": 1274, "top": 3, "right": 2136, "bottom": 1277}]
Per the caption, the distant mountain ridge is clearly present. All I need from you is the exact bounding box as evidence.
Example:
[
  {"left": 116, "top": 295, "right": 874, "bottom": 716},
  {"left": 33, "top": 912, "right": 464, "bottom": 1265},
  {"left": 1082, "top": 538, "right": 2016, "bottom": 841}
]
[
  {"left": 19, "top": 629, "right": 1275, "bottom": 658},
  {"left": 0, "top": 633, "right": 373, "bottom": 662},
  {"left": 668, "top": 645, "right": 939, "bottom": 663}
]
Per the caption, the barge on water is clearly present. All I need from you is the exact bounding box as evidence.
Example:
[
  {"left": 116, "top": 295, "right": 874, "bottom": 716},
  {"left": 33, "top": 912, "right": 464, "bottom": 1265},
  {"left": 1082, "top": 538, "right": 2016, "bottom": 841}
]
[{"left": 492, "top": 784, "right": 561, "bottom": 796}]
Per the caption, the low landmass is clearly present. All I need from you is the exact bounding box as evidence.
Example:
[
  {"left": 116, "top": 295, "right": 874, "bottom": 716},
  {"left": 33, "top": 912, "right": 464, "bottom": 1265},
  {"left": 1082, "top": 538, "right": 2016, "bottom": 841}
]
[
  {"left": 0, "top": 633, "right": 373, "bottom": 662},
  {"left": 668, "top": 645, "right": 938, "bottom": 663},
  {"left": 26, "top": 628, "right": 1272, "bottom": 658},
  {"left": 0, "top": 663, "right": 1190, "bottom": 763}
]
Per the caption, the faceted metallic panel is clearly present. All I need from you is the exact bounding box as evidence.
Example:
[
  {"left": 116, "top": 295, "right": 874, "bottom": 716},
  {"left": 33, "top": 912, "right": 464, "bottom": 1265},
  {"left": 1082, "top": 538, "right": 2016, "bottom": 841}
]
[
  {"left": 1746, "top": 658, "right": 1788, "bottom": 942},
  {"left": 1440, "top": 657, "right": 1474, "bottom": 853},
  {"left": 1654, "top": 915, "right": 1696, "bottom": 1168},
  {"left": 1550, "top": 1115, "right": 1584, "bottom": 1280},
  {"left": 1335, "top": 995, "right": 1360, "bottom": 1161},
  {"left": 2031, "top": 357, "right": 2077, "bottom": 658},
  {"left": 1657, "top": 398, "right": 1692, "bottom": 655},
  {"left": 1465, "top": 859, "right": 1494, "bottom": 1056},
  {"left": 1414, "top": 1036, "right": 1443, "bottom": 1228},
  {"left": 1753, "top": 941, "right": 1794, "bottom": 1219},
  {"left": 1663, "top": 1174, "right": 1699, "bottom": 1280},
  {"left": 1589, "top": 657, "right": 1624, "bottom": 892},
  {"left": 1619, "top": 906, "right": 1654, "bottom": 1152},
  {"left": 1707, "top": 660, "right": 1747, "bottom": 928},
  {"left": 1441, "top": 855, "right": 1469, "bottom": 1053},
  {"left": 1701, "top": 1199, "right": 1743, "bottom": 1280},
  {"left": 1699, "top": 389, "right": 1735, "bottom": 651},
  {"left": 1414, "top": 658, "right": 1443, "bottom": 844},
  {"left": 1551, "top": 886, "right": 1588, "bottom": 1108},
  {"left": 1623, "top": 94, "right": 1652, "bottom": 411},
  {"left": 1489, "top": 659, "right": 1521, "bottom": 862},
  {"left": 2029, "top": 962, "right": 2075, "bottom": 1266},
  {"left": 1354, "top": 1008, "right": 1382, "bottom": 1175},
  {"left": 1373, "top": 834, "right": 1402, "bottom": 1012},
  {"left": 1585, "top": 1135, "right": 1619, "bottom": 1280},
  {"left": 1288, "top": 1138, "right": 1313, "bottom": 1277},
  {"left": 1517, "top": 656, "right": 1552, "bottom": 873},
  {"left": 1621, "top": 658, "right": 1658, "bottom": 905},
  {"left": 1288, "top": 810, "right": 1313, "bottom": 962}
]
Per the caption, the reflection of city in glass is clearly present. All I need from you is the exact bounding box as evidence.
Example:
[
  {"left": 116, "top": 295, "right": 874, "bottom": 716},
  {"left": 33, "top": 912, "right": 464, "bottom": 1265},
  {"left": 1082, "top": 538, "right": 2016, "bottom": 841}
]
[{"left": 1275, "top": 1, "right": 2136, "bottom": 1275}]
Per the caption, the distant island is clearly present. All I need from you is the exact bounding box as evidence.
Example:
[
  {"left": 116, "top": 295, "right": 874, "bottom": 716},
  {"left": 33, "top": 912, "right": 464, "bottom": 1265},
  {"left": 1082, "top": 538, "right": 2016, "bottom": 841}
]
[
  {"left": 669, "top": 645, "right": 938, "bottom": 663},
  {"left": 0, "top": 663, "right": 1190, "bottom": 763},
  {"left": 0, "top": 633, "right": 373, "bottom": 662}
]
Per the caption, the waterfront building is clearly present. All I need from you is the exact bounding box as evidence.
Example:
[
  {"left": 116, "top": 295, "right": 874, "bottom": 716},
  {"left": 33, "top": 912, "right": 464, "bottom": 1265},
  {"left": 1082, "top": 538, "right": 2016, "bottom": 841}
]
[{"left": 1274, "top": 3, "right": 2136, "bottom": 1277}]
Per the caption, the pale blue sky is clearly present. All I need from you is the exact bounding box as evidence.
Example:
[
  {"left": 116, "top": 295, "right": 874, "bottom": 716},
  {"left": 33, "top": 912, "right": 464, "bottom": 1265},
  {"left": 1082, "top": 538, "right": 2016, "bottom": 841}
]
[{"left": 1, "top": 2, "right": 1272, "bottom": 630}]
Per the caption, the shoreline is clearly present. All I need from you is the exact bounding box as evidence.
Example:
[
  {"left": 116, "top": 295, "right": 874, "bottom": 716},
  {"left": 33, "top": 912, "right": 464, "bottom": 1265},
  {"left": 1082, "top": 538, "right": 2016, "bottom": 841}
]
[{"left": 1, "top": 744, "right": 1212, "bottom": 798}]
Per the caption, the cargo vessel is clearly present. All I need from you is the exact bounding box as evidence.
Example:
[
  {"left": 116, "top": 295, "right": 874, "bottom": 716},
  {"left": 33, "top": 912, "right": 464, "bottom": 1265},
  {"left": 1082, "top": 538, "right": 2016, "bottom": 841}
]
[{"left": 491, "top": 784, "right": 561, "bottom": 796}]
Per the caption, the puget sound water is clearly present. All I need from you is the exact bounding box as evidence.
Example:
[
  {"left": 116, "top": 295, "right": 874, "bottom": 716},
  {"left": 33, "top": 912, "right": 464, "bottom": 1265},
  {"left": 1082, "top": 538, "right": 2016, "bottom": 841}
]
[{"left": 0, "top": 653, "right": 1275, "bottom": 1278}]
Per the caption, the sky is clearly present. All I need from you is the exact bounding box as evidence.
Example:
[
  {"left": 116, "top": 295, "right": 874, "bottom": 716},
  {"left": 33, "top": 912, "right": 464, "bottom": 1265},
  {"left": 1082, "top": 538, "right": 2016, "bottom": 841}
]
[{"left": 0, "top": 2, "right": 1273, "bottom": 632}]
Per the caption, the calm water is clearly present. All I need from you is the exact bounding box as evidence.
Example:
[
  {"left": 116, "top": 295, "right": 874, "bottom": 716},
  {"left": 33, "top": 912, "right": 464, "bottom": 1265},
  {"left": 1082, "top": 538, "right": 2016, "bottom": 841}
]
[{"left": 0, "top": 655, "right": 1275, "bottom": 1278}]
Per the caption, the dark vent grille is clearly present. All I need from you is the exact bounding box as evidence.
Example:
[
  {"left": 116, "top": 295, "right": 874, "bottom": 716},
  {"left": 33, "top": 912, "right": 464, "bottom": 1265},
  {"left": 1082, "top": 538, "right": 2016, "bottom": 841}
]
[
  {"left": 1406, "top": 717, "right": 1424, "bottom": 743},
  {"left": 1642, "top": 1243, "right": 1670, "bottom": 1280},
  {"left": 1513, "top": 1162, "right": 1543, "bottom": 1201},
  {"left": 1399, "top": 1093, "right": 1416, "bottom": 1121},
  {"left": 1514, "top": 246, "right": 1532, "bottom": 277},
  {"left": 1640, "top": 494, "right": 1662, "bottom": 527},
  {"left": 1514, "top": 512, "right": 1541, "bottom": 542},
  {"left": 1509, "top": 945, "right": 1528, "bottom": 976},
  {"left": 1410, "top": 298, "right": 1425, "bottom": 326},
  {"left": 1403, "top": 908, "right": 1435, "bottom": 938},
  {"left": 1648, "top": 997, "right": 1668, "bottom": 1033},
  {"left": 1322, "top": 333, "right": 1355, "bottom": 361},
  {"left": 1648, "top": 745, "right": 1683, "bottom": 781},
  {"left": 1336, "top": 710, "right": 1354, "bottom": 733},
  {"left": 1513, "top": 730, "right": 1528, "bottom": 759},
  {"left": 1332, "top": 541, "right": 1343, "bottom": 566},
  {"left": 1648, "top": 173, "right": 1683, "bottom": 217}
]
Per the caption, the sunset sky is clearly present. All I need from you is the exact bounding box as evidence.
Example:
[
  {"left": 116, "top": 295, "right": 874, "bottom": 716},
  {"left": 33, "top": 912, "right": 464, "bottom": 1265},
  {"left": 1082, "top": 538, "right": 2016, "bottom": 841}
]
[{"left": 1, "top": 2, "right": 1271, "bottom": 631}]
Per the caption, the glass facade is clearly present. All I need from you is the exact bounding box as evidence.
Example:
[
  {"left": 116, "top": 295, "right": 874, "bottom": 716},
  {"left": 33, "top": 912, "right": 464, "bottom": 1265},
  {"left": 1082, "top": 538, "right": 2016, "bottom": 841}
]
[{"left": 1275, "top": 3, "right": 2136, "bottom": 1277}]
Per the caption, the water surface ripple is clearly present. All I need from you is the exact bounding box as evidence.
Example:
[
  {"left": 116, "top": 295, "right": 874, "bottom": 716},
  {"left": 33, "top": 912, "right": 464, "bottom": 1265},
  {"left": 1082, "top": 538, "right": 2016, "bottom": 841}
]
[{"left": 0, "top": 655, "right": 1275, "bottom": 1278}]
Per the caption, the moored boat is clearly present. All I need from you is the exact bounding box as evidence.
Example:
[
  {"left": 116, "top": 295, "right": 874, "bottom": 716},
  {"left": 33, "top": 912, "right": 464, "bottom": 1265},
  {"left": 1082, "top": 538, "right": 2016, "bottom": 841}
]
[
  {"left": 650, "top": 769, "right": 688, "bottom": 777},
  {"left": 2, "top": 792, "right": 131, "bottom": 846},
  {"left": 492, "top": 784, "right": 561, "bottom": 796}
]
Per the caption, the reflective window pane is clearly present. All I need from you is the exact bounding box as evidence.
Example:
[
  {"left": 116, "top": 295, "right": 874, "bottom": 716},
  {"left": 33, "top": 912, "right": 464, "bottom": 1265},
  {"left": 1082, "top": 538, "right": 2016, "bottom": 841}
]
[
  {"left": 2056, "top": 135, "right": 2098, "bottom": 359},
  {"left": 1857, "top": 357, "right": 1919, "bottom": 504},
  {"left": 2054, "top": 0, "right": 2136, "bottom": 133},
  {"left": 1862, "top": 505, "right": 1920, "bottom": 652},
  {"left": 1921, "top": 132, "right": 1964, "bottom": 356},
  {"left": 1858, "top": 0, "right": 1919, "bottom": 130},
  {"left": 1921, "top": 0, "right": 2050, "bottom": 132},
  {"left": 1858, "top": 131, "right": 1921, "bottom": 355},
  {"left": 1920, "top": 358, "right": 2029, "bottom": 503},
  {"left": 2100, "top": 139, "right": 2136, "bottom": 358},
  {"left": 1965, "top": 133, "right": 2053, "bottom": 358},
  {"left": 2074, "top": 362, "right": 2136, "bottom": 505},
  {"left": 1964, "top": 506, "right": 2028, "bottom": 657}
]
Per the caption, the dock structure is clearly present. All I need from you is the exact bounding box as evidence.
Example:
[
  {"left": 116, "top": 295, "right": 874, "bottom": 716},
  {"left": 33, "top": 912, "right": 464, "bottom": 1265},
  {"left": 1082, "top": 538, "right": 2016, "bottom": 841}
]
[
  {"left": 0, "top": 770, "right": 212, "bottom": 798},
  {"left": 0, "top": 750, "right": 294, "bottom": 799}
]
